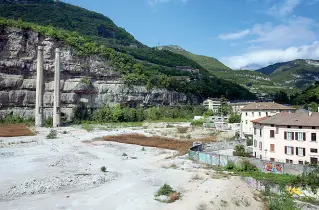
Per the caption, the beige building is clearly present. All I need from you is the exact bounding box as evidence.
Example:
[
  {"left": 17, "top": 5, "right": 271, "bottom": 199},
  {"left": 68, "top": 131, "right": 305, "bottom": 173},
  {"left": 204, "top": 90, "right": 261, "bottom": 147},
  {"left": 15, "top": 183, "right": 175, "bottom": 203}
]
[
  {"left": 240, "top": 102, "right": 296, "bottom": 139},
  {"left": 203, "top": 98, "right": 221, "bottom": 113},
  {"left": 253, "top": 112, "right": 319, "bottom": 165}
]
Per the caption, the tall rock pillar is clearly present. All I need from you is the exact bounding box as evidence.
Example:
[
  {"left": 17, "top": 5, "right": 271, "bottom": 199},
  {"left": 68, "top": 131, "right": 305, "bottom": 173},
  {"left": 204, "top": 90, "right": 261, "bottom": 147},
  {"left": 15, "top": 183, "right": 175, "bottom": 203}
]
[
  {"left": 35, "top": 46, "right": 44, "bottom": 127},
  {"left": 53, "top": 48, "right": 61, "bottom": 127}
]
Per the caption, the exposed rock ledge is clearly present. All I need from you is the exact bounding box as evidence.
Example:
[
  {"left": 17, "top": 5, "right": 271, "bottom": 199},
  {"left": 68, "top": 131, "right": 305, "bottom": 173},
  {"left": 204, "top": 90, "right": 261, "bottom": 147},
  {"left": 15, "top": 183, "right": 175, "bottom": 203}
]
[{"left": 0, "top": 27, "right": 192, "bottom": 119}]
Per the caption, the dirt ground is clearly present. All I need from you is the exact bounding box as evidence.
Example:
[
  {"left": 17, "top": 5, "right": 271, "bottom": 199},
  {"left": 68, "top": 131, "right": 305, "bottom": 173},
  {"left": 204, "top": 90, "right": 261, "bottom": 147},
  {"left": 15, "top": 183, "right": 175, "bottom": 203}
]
[
  {"left": 0, "top": 124, "right": 34, "bottom": 137},
  {"left": 0, "top": 126, "right": 265, "bottom": 210}
]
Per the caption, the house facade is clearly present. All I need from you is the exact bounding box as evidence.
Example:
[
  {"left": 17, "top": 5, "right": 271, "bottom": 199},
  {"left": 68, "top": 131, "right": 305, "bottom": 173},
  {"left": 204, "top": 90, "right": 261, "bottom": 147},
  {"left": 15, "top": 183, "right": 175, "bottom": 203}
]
[
  {"left": 253, "top": 112, "right": 319, "bottom": 165},
  {"left": 240, "top": 102, "right": 296, "bottom": 139},
  {"left": 203, "top": 98, "right": 221, "bottom": 113}
]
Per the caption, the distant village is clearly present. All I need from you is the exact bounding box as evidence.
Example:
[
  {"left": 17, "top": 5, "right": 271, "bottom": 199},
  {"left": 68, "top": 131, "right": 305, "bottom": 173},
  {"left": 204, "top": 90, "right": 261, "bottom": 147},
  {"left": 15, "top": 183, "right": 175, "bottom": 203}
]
[{"left": 202, "top": 98, "right": 319, "bottom": 165}]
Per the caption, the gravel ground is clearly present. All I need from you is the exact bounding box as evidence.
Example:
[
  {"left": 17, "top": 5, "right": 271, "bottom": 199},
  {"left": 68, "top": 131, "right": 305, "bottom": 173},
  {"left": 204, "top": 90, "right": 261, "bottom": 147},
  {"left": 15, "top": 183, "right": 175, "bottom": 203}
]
[{"left": 0, "top": 126, "right": 265, "bottom": 210}]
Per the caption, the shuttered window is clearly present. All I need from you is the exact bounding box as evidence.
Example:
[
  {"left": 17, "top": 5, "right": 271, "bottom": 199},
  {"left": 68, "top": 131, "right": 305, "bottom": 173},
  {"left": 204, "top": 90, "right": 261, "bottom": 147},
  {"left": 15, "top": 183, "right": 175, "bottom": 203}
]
[
  {"left": 270, "top": 130, "right": 275, "bottom": 138},
  {"left": 270, "top": 144, "right": 275, "bottom": 152}
]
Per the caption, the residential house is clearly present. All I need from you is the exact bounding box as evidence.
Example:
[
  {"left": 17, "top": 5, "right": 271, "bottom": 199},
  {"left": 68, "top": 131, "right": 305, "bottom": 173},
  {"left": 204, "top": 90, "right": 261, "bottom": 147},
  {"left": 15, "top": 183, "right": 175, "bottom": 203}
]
[
  {"left": 240, "top": 102, "right": 296, "bottom": 139},
  {"left": 252, "top": 112, "right": 319, "bottom": 165},
  {"left": 228, "top": 100, "right": 257, "bottom": 114}
]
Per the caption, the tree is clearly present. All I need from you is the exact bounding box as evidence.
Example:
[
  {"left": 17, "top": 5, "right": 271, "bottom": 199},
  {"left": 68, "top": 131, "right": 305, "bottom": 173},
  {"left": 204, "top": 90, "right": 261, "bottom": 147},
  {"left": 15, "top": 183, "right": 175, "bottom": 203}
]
[
  {"left": 309, "top": 102, "right": 318, "bottom": 112},
  {"left": 218, "top": 96, "right": 232, "bottom": 116},
  {"left": 228, "top": 114, "right": 241, "bottom": 123},
  {"left": 273, "top": 91, "right": 290, "bottom": 104}
]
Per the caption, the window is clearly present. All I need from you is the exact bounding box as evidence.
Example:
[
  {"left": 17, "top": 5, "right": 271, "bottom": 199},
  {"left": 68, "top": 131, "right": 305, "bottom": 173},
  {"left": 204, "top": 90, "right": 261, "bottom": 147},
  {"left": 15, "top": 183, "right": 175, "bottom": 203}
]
[
  {"left": 285, "top": 146, "right": 294, "bottom": 155},
  {"left": 299, "top": 161, "right": 303, "bottom": 165},
  {"left": 260, "top": 129, "right": 262, "bottom": 137},
  {"left": 245, "top": 120, "right": 248, "bottom": 124},
  {"left": 270, "top": 130, "right": 275, "bottom": 138},
  {"left": 254, "top": 140, "right": 257, "bottom": 147},
  {"left": 260, "top": 155, "right": 262, "bottom": 159},
  {"left": 270, "top": 158, "right": 275, "bottom": 161},
  {"left": 259, "top": 112, "right": 261, "bottom": 116},
  {"left": 285, "top": 132, "right": 294, "bottom": 140},
  {"left": 246, "top": 112, "right": 248, "bottom": 116},
  {"left": 311, "top": 148, "right": 318, "bottom": 153},
  {"left": 252, "top": 112, "right": 254, "bottom": 116},
  {"left": 286, "top": 159, "right": 293, "bottom": 164},
  {"left": 270, "top": 144, "right": 275, "bottom": 152},
  {"left": 254, "top": 128, "right": 256, "bottom": 135},
  {"left": 259, "top": 142, "right": 262, "bottom": 150},
  {"left": 296, "top": 147, "right": 305, "bottom": 156},
  {"left": 294, "top": 132, "right": 305, "bottom": 141},
  {"left": 266, "top": 112, "right": 268, "bottom": 116},
  {"left": 311, "top": 133, "right": 317, "bottom": 142},
  {"left": 310, "top": 157, "right": 318, "bottom": 165}
]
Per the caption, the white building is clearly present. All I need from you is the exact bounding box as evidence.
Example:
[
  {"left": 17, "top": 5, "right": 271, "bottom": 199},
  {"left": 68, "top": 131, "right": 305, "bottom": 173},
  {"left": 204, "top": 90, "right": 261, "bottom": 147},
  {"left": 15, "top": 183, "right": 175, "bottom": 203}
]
[
  {"left": 203, "top": 98, "right": 221, "bottom": 113},
  {"left": 228, "top": 100, "right": 257, "bottom": 114},
  {"left": 240, "top": 102, "right": 296, "bottom": 140},
  {"left": 253, "top": 112, "right": 319, "bottom": 165}
]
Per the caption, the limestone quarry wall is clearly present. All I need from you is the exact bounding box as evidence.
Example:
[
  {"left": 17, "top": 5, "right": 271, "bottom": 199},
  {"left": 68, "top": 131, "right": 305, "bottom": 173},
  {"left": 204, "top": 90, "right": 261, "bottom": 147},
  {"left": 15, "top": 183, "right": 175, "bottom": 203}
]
[{"left": 0, "top": 27, "right": 190, "bottom": 119}]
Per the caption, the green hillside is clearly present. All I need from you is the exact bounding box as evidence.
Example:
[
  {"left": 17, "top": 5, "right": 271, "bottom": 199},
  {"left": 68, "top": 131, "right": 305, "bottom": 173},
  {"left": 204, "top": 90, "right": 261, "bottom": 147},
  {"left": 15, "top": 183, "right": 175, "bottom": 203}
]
[
  {"left": 256, "top": 59, "right": 319, "bottom": 88},
  {"left": 159, "top": 45, "right": 231, "bottom": 74}
]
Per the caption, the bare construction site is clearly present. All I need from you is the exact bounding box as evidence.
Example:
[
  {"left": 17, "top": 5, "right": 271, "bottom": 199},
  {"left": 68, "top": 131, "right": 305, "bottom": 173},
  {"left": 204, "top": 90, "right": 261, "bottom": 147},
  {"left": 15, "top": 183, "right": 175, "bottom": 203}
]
[{"left": 0, "top": 124, "right": 267, "bottom": 210}]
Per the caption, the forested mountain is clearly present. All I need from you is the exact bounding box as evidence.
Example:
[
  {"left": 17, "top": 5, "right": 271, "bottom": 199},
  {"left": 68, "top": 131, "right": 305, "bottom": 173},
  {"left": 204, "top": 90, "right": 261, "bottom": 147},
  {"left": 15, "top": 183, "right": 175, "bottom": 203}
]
[
  {"left": 256, "top": 59, "right": 319, "bottom": 88},
  {"left": 0, "top": 0, "right": 256, "bottom": 100}
]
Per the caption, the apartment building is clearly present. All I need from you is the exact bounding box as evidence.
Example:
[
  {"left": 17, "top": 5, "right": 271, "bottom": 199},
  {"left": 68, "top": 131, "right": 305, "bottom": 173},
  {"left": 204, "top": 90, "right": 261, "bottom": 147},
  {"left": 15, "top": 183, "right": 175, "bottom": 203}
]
[
  {"left": 228, "top": 100, "right": 257, "bottom": 114},
  {"left": 240, "top": 102, "right": 296, "bottom": 139},
  {"left": 253, "top": 112, "right": 319, "bottom": 165},
  {"left": 203, "top": 98, "right": 221, "bottom": 113}
]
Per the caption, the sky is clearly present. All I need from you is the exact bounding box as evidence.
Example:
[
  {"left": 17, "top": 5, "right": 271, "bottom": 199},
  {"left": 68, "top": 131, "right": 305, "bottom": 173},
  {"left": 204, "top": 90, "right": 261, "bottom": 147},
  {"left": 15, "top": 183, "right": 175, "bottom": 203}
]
[{"left": 63, "top": 0, "right": 319, "bottom": 70}]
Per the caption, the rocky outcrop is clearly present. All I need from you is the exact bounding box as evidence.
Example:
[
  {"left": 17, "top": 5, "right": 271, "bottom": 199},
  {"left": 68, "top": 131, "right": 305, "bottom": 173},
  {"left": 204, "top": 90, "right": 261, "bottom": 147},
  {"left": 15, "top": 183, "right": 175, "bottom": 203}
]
[{"left": 0, "top": 27, "right": 190, "bottom": 119}]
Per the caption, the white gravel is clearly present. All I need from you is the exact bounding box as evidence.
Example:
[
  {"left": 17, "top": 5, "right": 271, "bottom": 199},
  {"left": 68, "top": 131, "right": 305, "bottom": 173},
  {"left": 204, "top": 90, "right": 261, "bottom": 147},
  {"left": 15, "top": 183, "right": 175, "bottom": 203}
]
[{"left": 0, "top": 126, "right": 265, "bottom": 210}]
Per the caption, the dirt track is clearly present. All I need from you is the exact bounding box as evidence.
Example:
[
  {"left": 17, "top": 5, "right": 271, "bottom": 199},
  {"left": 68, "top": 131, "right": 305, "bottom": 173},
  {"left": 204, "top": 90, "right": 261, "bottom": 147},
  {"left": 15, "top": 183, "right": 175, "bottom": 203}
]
[{"left": 101, "top": 134, "right": 216, "bottom": 154}]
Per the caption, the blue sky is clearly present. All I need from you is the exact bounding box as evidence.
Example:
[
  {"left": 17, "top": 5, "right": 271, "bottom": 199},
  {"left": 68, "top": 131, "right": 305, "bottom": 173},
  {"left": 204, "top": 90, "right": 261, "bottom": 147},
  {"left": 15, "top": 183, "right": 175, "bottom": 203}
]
[{"left": 63, "top": 0, "right": 319, "bottom": 69}]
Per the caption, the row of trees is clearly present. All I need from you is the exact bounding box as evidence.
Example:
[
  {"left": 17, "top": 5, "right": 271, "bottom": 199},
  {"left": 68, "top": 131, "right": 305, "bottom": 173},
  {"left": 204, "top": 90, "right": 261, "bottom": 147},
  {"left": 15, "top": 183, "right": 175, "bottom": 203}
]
[{"left": 73, "top": 105, "right": 207, "bottom": 123}]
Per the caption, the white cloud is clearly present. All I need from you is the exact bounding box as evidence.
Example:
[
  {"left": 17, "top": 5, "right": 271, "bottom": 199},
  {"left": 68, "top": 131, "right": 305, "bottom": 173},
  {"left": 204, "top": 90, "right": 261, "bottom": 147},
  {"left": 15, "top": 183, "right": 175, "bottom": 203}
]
[
  {"left": 268, "top": 0, "right": 301, "bottom": 17},
  {"left": 249, "top": 16, "right": 316, "bottom": 48},
  {"left": 148, "top": 0, "right": 188, "bottom": 6},
  {"left": 218, "top": 29, "right": 250, "bottom": 40},
  {"left": 221, "top": 41, "right": 319, "bottom": 69},
  {"left": 219, "top": 16, "right": 316, "bottom": 48}
]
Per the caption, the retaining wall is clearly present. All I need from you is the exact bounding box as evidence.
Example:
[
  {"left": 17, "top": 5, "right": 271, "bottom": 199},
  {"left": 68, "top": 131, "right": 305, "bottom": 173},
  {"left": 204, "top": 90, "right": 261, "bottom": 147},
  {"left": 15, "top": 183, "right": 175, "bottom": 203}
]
[{"left": 189, "top": 145, "right": 314, "bottom": 175}]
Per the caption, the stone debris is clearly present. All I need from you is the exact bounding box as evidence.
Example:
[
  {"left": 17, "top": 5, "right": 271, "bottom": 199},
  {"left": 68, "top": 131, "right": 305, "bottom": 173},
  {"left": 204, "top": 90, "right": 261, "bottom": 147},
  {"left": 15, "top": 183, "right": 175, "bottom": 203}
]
[{"left": 1, "top": 172, "right": 116, "bottom": 200}]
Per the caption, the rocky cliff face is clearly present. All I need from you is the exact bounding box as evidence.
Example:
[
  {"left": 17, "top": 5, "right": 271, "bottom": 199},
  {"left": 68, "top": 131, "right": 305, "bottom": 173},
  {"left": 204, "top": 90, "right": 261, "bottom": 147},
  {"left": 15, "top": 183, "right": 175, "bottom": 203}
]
[{"left": 0, "top": 27, "right": 189, "bottom": 119}]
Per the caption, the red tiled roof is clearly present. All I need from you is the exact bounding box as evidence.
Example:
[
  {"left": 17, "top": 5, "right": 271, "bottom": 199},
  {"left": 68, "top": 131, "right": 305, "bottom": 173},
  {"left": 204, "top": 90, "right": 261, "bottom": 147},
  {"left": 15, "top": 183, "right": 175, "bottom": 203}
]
[
  {"left": 242, "top": 102, "right": 296, "bottom": 111},
  {"left": 251, "top": 116, "right": 269, "bottom": 123},
  {"left": 254, "top": 112, "right": 319, "bottom": 127}
]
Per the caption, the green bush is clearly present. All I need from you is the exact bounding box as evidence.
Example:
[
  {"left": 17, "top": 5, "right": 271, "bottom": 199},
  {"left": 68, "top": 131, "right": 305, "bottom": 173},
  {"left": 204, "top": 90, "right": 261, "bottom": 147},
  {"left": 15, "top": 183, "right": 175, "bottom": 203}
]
[
  {"left": 191, "top": 119, "right": 204, "bottom": 126},
  {"left": 156, "top": 184, "right": 175, "bottom": 197},
  {"left": 0, "top": 113, "right": 34, "bottom": 126},
  {"left": 237, "top": 160, "right": 257, "bottom": 172},
  {"left": 225, "top": 161, "right": 236, "bottom": 171},
  {"left": 44, "top": 117, "right": 53, "bottom": 128},
  {"left": 233, "top": 144, "right": 249, "bottom": 157},
  {"left": 267, "top": 194, "right": 300, "bottom": 210},
  {"left": 46, "top": 129, "right": 57, "bottom": 139},
  {"left": 228, "top": 114, "right": 241, "bottom": 123},
  {"left": 100, "top": 166, "right": 107, "bottom": 172}
]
